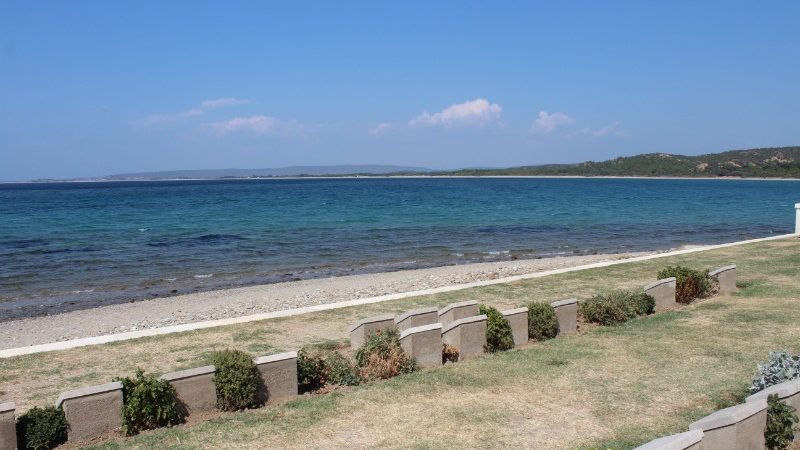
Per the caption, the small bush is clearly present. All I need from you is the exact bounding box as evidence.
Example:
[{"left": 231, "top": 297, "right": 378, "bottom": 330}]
[
  {"left": 766, "top": 394, "right": 798, "bottom": 450},
  {"left": 657, "top": 266, "right": 712, "bottom": 304},
  {"left": 442, "top": 344, "right": 459, "bottom": 364},
  {"left": 355, "top": 329, "right": 416, "bottom": 381},
  {"left": 527, "top": 302, "right": 559, "bottom": 341},
  {"left": 323, "top": 352, "right": 361, "bottom": 386},
  {"left": 116, "top": 368, "right": 184, "bottom": 435},
  {"left": 630, "top": 292, "right": 656, "bottom": 316},
  {"left": 210, "top": 349, "right": 262, "bottom": 411},
  {"left": 751, "top": 351, "right": 800, "bottom": 394},
  {"left": 16, "top": 406, "right": 68, "bottom": 450},
  {"left": 297, "top": 347, "right": 327, "bottom": 393},
  {"left": 479, "top": 305, "right": 514, "bottom": 352},
  {"left": 579, "top": 291, "right": 637, "bottom": 326}
]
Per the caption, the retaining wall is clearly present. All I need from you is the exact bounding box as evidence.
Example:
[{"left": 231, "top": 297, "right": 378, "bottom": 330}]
[
  {"left": 395, "top": 307, "right": 439, "bottom": 331},
  {"left": 349, "top": 314, "right": 396, "bottom": 349},
  {"left": 643, "top": 277, "right": 677, "bottom": 311},
  {"left": 0, "top": 402, "right": 15, "bottom": 450},
  {"left": 399, "top": 323, "right": 443, "bottom": 367},
  {"left": 709, "top": 264, "right": 737, "bottom": 295},
  {"left": 56, "top": 381, "right": 123, "bottom": 442},
  {"left": 502, "top": 307, "right": 528, "bottom": 346},
  {"left": 550, "top": 298, "right": 578, "bottom": 334},
  {"left": 441, "top": 315, "right": 487, "bottom": 361}
]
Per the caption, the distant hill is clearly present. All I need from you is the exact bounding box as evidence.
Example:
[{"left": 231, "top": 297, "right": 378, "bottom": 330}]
[
  {"left": 107, "top": 165, "right": 432, "bottom": 180},
  {"left": 438, "top": 146, "right": 800, "bottom": 178}
]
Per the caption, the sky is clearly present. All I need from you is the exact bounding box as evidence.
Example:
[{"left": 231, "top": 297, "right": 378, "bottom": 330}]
[{"left": 1, "top": 1, "right": 800, "bottom": 180}]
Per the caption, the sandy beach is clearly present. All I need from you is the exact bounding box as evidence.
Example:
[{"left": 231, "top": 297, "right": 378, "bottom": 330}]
[{"left": 0, "top": 251, "right": 653, "bottom": 349}]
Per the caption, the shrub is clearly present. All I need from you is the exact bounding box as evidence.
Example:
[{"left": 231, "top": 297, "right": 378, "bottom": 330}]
[
  {"left": 210, "top": 349, "right": 262, "bottom": 411},
  {"left": 15, "top": 406, "right": 68, "bottom": 450},
  {"left": 479, "top": 305, "right": 514, "bottom": 352},
  {"left": 578, "top": 291, "right": 636, "bottom": 326},
  {"left": 297, "top": 347, "right": 327, "bottom": 393},
  {"left": 116, "top": 368, "right": 184, "bottom": 435},
  {"left": 751, "top": 351, "right": 800, "bottom": 394},
  {"left": 630, "top": 292, "right": 656, "bottom": 316},
  {"left": 442, "top": 344, "right": 459, "bottom": 364},
  {"left": 766, "top": 394, "right": 798, "bottom": 450},
  {"left": 355, "top": 329, "right": 416, "bottom": 381},
  {"left": 526, "top": 302, "right": 559, "bottom": 341},
  {"left": 657, "top": 266, "right": 712, "bottom": 304},
  {"left": 323, "top": 352, "right": 361, "bottom": 386}
]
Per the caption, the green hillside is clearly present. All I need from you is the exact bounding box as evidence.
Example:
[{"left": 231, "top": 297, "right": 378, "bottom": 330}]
[{"left": 440, "top": 146, "right": 800, "bottom": 178}]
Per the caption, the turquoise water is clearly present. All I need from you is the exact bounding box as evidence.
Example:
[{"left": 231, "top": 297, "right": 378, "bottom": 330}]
[{"left": 0, "top": 178, "right": 797, "bottom": 320}]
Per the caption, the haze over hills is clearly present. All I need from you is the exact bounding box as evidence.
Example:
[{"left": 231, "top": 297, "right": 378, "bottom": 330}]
[{"left": 104, "top": 165, "right": 433, "bottom": 180}]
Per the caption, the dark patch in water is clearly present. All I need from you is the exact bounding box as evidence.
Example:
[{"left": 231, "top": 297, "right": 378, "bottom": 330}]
[
  {"left": 0, "top": 238, "right": 49, "bottom": 249},
  {"left": 147, "top": 234, "right": 247, "bottom": 248}
]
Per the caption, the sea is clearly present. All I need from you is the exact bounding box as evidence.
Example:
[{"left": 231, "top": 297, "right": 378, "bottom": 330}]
[{"left": 1, "top": 177, "right": 797, "bottom": 320}]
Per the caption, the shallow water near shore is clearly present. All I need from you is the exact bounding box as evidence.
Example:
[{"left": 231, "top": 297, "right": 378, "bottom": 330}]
[{"left": 0, "top": 177, "right": 797, "bottom": 320}]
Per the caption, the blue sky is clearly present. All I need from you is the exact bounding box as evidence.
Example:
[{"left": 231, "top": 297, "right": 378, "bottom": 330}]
[{"left": 1, "top": 1, "right": 799, "bottom": 180}]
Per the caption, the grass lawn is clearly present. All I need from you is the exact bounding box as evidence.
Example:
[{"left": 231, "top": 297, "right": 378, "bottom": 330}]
[{"left": 2, "top": 237, "right": 799, "bottom": 448}]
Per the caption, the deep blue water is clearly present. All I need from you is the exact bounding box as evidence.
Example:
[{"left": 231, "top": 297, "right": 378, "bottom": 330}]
[{"left": 0, "top": 178, "right": 797, "bottom": 320}]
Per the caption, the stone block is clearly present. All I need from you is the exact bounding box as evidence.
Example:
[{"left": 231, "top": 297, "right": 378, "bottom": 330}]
[
  {"left": 688, "top": 399, "right": 767, "bottom": 450},
  {"left": 254, "top": 351, "right": 298, "bottom": 404},
  {"left": 349, "top": 314, "right": 396, "bottom": 349},
  {"left": 441, "top": 315, "right": 487, "bottom": 361},
  {"left": 395, "top": 306, "right": 439, "bottom": 331},
  {"left": 709, "top": 265, "right": 737, "bottom": 295},
  {"left": 0, "top": 402, "right": 15, "bottom": 450},
  {"left": 56, "top": 381, "right": 123, "bottom": 442},
  {"left": 634, "top": 429, "right": 703, "bottom": 450},
  {"left": 438, "top": 300, "right": 479, "bottom": 326},
  {"left": 550, "top": 298, "right": 578, "bottom": 334},
  {"left": 161, "top": 365, "right": 217, "bottom": 414},
  {"left": 746, "top": 379, "right": 800, "bottom": 412},
  {"left": 399, "top": 323, "right": 443, "bottom": 368},
  {"left": 644, "top": 277, "right": 677, "bottom": 311},
  {"left": 502, "top": 307, "right": 528, "bottom": 346}
]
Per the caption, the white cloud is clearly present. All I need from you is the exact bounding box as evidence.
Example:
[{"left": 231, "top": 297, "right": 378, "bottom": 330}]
[
  {"left": 529, "top": 111, "right": 574, "bottom": 134},
  {"left": 132, "top": 97, "right": 250, "bottom": 127},
  {"left": 580, "top": 122, "right": 630, "bottom": 138},
  {"left": 409, "top": 98, "right": 502, "bottom": 127},
  {"left": 370, "top": 122, "right": 392, "bottom": 135},
  {"left": 204, "top": 115, "right": 303, "bottom": 136}
]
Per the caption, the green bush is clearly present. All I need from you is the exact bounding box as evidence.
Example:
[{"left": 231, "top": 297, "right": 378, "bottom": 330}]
[
  {"left": 210, "top": 349, "right": 263, "bottom": 411},
  {"left": 297, "top": 347, "right": 327, "bottom": 393},
  {"left": 116, "top": 368, "right": 184, "bottom": 435},
  {"left": 355, "top": 329, "right": 416, "bottom": 380},
  {"left": 323, "top": 352, "right": 361, "bottom": 386},
  {"left": 442, "top": 343, "right": 459, "bottom": 364},
  {"left": 579, "top": 291, "right": 637, "bottom": 326},
  {"left": 630, "top": 292, "right": 656, "bottom": 316},
  {"left": 527, "top": 302, "right": 559, "bottom": 341},
  {"left": 478, "top": 304, "right": 515, "bottom": 352},
  {"left": 657, "top": 266, "right": 712, "bottom": 304},
  {"left": 15, "top": 406, "right": 68, "bottom": 450},
  {"left": 766, "top": 394, "right": 798, "bottom": 450}
]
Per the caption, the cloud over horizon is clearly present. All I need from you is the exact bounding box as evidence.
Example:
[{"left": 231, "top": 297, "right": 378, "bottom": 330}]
[
  {"left": 409, "top": 98, "right": 502, "bottom": 127},
  {"left": 204, "top": 115, "right": 304, "bottom": 136},
  {"left": 133, "top": 97, "right": 251, "bottom": 128},
  {"left": 529, "top": 111, "right": 574, "bottom": 134}
]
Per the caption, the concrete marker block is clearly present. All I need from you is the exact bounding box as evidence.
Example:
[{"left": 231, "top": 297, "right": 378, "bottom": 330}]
[
  {"left": 501, "top": 307, "right": 528, "bottom": 346},
  {"left": 161, "top": 365, "right": 217, "bottom": 414},
  {"left": 349, "top": 314, "right": 396, "bottom": 349},
  {"left": 438, "top": 300, "right": 479, "bottom": 326},
  {"left": 709, "top": 265, "right": 737, "bottom": 295},
  {"left": 399, "top": 323, "right": 443, "bottom": 368},
  {"left": 550, "top": 298, "right": 578, "bottom": 334},
  {"left": 688, "top": 399, "right": 767, "bottom": 450},
  {"left": 253, "top": 351, "right": 298, "bottom": 404},
  {"left": 634, "top": 429, "right": 703, "bottom": 450},
  {"left": 441, "top": 314, "right": 487, "bottom": 361},
  {"left": 644, "top": 277, "right": 677, "bottom": 311},
  {"left": 0, "top": 402, "right": 16, "bottom": 450},
  {"left": 746, "top": 379, "right": 800, "bottom": 412},
  {"left": 395, "top": 307, "right": 439, "bottom": 332},
  {"left": 55, "top": 381, "right": 123, "bottom": 442}
]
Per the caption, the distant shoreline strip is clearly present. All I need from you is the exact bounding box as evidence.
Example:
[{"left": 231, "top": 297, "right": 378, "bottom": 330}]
[{"left": 0, "top": 232, "right": 795, "bottom": 358}]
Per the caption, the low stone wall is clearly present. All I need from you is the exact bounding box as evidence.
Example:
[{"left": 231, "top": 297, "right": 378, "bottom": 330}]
[
  {"left": 395, "top": 307, "right": 438, "bottom": 331},
  {"left": 643, "top": 277, "right": 676, "bottom": 311},
  {"left": 746, "top": 378, "right": 800, "bottom": 412},
  {"left": 688, "top": 399, "right": 767, "bottom": 450},
  {"left": 550, "top": 298, "right": 578, "bottom": 334},
  {"left": 0, "top": 402, "right": 15, "bottom": 450},
  {"left": 254, "top": 351, "right": 298, "bottom": 404},
  {"left": 709, "top": 264, "right": 737, "bottom": 295},
  {"left": 502, "top": 307, "right": 528, "bottom": 346},
  {"left": 635, "top": 429, "right": 703, "bottom": 450},
  {"left": 438, "top": 300, "right": 479, "bottom": 326},
  {"left": 399, "top": 323, "right": 443, "bottom": 368},
  {"left": 349, "top": 314, "right": 396, "bottom": 349},
  {"left": 441, "top": 315, "right": 487, "bottom": 361},
  {"left": 56, "top": 381, "right": 123, "bottom": 442},
  {"left": 161, "top": 365, "right": 217, "bottom": 415}
]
